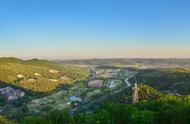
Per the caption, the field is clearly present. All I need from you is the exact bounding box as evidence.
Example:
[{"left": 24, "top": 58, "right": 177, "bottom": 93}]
[{"left": 27, "top": 90, "right": 70, "bottom": 114}]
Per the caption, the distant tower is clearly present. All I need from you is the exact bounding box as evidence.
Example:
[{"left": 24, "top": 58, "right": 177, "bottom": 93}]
[{"left": 132, "top": 83, "right": 139, "bottom": 104}]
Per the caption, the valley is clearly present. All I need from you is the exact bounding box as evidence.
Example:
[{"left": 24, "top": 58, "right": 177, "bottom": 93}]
[
  {"left": 0, "top": 59, "right": 137, "bottom": 118},
  {"left": 0, "top": 58, "right": 190, "bottom": 123}
]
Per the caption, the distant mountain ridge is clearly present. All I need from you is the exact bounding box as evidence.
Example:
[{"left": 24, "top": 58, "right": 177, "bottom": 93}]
[{"left": 58, "top": 58, "right": 190, "bottom": 66}]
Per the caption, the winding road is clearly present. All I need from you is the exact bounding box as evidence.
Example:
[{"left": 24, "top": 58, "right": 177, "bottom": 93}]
[{"left": 70, "top": 72, "right": 136, "bottom": 114}]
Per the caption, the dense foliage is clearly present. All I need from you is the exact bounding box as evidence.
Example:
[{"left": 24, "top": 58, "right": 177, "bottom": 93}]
[
  {"left": 135, "top": 68, "right": 190, "bottom": 95},
  {"left": 0, "top": 57, "right": 88, "bottom": 92},
  {"left": 19, "top": 85, "right": 190, "bottom": 124},
  {"left": 0, "top": 115, "right": 15, "bottom": 124},
  {"left": 19, "top": 99, "right": 190, "bottom": 124}
]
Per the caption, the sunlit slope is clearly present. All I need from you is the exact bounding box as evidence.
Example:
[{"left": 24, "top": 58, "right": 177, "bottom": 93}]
[
  {"left": 0, "top": 57, "right": 88, "bottom": 92},
  {"left": 0, "top": 115, "right": 15, "bottom": 124}
]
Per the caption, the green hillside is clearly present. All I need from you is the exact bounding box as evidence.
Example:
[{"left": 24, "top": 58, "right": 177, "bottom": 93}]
[
  {"left": 19, "top": 85, "right": 190, "bottom": 124},
  {"left": 0, "top": 57, "right": 88, "bottom": 92},
  {"left": 135, "top": 68, "right": 190, "bottom": 95}
]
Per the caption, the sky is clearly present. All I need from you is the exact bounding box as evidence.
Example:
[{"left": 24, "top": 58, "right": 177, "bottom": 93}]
[{"left": 0, "top": 0, "right": 190, "bottom": 59}]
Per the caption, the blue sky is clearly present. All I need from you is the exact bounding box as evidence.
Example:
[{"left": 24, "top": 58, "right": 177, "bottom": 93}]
[{"left": 0, "top": 0, "right": 190, "bottom": 59}]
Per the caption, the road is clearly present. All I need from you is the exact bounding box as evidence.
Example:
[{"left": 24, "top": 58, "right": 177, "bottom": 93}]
[
  {"left": 0, "top": 71, "right": 136, "bottom": 117},
  {"left": 70, "top": 73, "right": 135, "bottom": 114}
]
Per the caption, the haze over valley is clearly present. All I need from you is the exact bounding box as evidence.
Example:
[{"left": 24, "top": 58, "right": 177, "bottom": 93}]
[{"left": 1, "top": 0, "right": 190, "bottom": 124}]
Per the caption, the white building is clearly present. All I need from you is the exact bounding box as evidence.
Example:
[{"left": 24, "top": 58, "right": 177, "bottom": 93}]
[
  {"left": 0, "top": 87, "right": 25, "bottom": 102},
  {"left": 88, "top": 80, "right": 103, "bottom": 87},
  {"left": 17, "top": 74, "right": 24, "bottom": 78},
  {"left": 69, "top": 96, "right": 82, "bottom": 102},
  {"left": 34, "top": 73, "right": 41, "bottom": 76},
  {"left": 49, "top": 69, "right": 59, "bottom": 73}
]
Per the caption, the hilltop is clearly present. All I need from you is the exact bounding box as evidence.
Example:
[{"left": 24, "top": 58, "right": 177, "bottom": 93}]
[{"left": 0, "top": 57, "right": 88, "bottom": 92}]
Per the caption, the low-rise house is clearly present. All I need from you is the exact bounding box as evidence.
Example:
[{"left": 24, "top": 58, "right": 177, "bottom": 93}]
[
  {"left": 48, "top": 79, "right": 58, "bottom": 82},
  {"left": 49, "top": 69, "right": 59, "bottom": 73},
  {"left": 60, "top": 76, "right": 70, "bottom": 80},
  {"left": 95, "top": 70, "right": 104, "bottom": 75},
  {"left": 88, "top": 80, "right": 103, "bottom": 87},
  {"left": 34, "top": 73, "right": 41, "bottom": 76},
  {"left": 15, "top": 89, "right": 25, "bottom": 97},
  {"left": 0, "top": 87, "right": 25, "bottom": 102},
  {"left": 101, "top": 73, "right": 112, "bottom": 78},
  {"left": 17, "top": 74, "right": 24, "bottom": 78},
  {"left": 95, "top": 69, "right": 119, "bottom": 78},
  {"left": 69, "top": 96, "right": 82, "bottom": 102}
]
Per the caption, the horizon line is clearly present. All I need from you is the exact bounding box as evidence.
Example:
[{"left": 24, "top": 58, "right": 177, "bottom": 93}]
[{"left": 1, "top": 56, "right": 190, "bottom": 61}]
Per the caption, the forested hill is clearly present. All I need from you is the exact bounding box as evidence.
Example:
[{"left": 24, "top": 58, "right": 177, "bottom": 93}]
[
  {"left": 0, "top": 57, "right": 88, "bottom": 92},
  {"left": 18, "top": 85, "right": 190, "bottom": 124},
  {"left": 1, "top": 84, "right": 190, "bottom": 124}
]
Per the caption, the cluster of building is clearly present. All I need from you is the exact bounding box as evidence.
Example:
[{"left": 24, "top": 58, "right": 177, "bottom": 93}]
[
  {"left": 69, "top": 96, "right": 82, "bottom": 103},
  {"left": 106, "top": 80, "right": 123, "bottom": 89},
  {"left": 95, "top": 69, "right": 120, "bottom": 78},
  {"left": 0, "top": 87, "right": 25, "bottom": 102},
  {"left": 88, "top": 80, "right": 103, "bottom": 88},
  {"left": 87, "top": 79, "right": 123, "bottom": 89}
]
